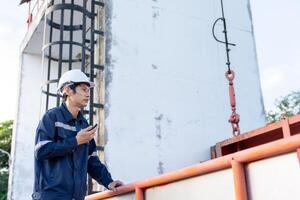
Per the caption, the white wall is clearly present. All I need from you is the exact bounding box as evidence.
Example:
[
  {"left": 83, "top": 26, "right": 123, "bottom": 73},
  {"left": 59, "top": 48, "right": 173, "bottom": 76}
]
[
  {"left": 104, "top": 0, "right": 265, "bottom": 183},
  {"left": 8, "top": 53, "right": 43, "bottom": 200}
]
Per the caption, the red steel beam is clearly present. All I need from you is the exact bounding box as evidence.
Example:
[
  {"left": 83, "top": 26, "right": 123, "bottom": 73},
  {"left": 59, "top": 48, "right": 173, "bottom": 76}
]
[{"left": 85, "top": 134, "right": 300, "bottom": 200}]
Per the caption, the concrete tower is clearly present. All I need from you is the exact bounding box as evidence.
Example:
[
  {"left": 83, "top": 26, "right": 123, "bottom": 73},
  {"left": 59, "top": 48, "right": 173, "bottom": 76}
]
[{"left": 8, "top": 0, "right": 265, "bottom": 199}]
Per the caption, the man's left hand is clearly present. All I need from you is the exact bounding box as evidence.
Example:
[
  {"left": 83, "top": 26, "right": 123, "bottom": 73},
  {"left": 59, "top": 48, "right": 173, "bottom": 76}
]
[{"left": 108, "top": 180, "right": 124, "bottom": 192}]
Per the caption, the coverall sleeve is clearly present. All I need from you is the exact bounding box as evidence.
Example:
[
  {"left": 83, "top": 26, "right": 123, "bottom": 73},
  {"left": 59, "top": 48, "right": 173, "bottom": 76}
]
[
  {"left": 34, "top": 112, "right": 78, "bottom": 161},
  {"left": 87, "top": 139, "right": 113, "bottom": 188}
]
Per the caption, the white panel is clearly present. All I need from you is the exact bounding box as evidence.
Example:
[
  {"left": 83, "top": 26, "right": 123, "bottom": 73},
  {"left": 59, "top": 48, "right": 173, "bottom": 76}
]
[
  {"left": 247, "top": 152, "right": 300, "bottom": 200},
  {"left": 145, "top": 169, "right": 235, "bottom": 200}
]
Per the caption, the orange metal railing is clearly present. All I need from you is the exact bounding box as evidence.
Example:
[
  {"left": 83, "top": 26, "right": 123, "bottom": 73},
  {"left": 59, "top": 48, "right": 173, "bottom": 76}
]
[
  {"left": 85, "top": 132, "right": 300, "bottom": 200},
  {"left": 26, "top": 0, "right": 45, "bottom": 27}
]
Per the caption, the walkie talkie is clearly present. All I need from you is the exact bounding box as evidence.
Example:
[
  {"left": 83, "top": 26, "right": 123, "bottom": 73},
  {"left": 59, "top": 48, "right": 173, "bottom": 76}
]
[{"left": 89, "top": 123, "right": 98, "bottom": 130}]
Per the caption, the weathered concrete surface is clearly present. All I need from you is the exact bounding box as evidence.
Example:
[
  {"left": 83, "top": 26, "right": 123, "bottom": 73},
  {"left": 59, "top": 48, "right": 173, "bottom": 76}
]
[
  {"left": 8, "top": 54, "right": 43, "bottom": 200},
  {"left": 9, "top": 0, "right": 266, "bottom": 197},
  {"left": 104, "top": 0, "right": 265, "bottom": 183}
]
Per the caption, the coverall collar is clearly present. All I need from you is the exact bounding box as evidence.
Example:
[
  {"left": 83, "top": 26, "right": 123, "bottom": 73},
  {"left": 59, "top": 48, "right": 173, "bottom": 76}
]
[{"left": 60, "top": 102, "right": 85, "bottom": 123}]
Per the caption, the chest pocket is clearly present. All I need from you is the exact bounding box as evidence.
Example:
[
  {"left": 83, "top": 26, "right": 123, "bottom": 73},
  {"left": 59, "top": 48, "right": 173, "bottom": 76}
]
[{"left": 55, "top": 121, "right": 77, "bottom": 139}]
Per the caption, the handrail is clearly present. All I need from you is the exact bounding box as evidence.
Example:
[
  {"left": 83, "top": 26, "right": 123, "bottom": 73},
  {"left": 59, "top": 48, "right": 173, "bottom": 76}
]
[
  {"left": 85, "top": 133, "right": 300, "bottom": 200},
  {"left": 27, "top": 0, "right": 46, "bottom": 26}
]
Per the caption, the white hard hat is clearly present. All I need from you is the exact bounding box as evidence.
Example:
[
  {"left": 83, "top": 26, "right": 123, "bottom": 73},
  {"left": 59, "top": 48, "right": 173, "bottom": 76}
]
[{"left": 57, "top": 69, "right": 95, "bottom": 95}]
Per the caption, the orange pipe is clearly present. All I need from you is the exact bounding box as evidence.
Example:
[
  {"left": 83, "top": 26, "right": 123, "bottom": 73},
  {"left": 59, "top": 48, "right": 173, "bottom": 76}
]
[
  {"left": 85, "top": 185, "right": 135, "bottom": 200},
  {"left": 85, "top": 134, "right": 300, "bottom": 200},
  {"left": 135, "top": 187, "right": 144, "bottom": 200},
  {"left": 231, "top": 160, "right": 248, "bottom": 200}
]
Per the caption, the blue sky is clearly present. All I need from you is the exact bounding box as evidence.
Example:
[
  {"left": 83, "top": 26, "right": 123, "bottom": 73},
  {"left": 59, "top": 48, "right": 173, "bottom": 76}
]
[{"left": 0, "top": 0, "right": 299, "bottom": 122}]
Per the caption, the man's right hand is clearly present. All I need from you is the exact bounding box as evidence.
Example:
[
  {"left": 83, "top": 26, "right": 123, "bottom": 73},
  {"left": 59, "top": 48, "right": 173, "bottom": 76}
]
[{"left": 76, "top": 126, "right": 96, "bottom": 145}]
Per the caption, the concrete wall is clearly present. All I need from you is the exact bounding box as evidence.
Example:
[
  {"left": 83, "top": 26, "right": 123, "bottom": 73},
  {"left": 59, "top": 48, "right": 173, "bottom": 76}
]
[
  {"left": 8, "top": 53, "right": 43, "bottom": 200},
  {"left": 10, "top": 0, "right": 267, "bottom": 197},
  {"left": 104, "top": 0, "right": 265, "bottom": 183}
]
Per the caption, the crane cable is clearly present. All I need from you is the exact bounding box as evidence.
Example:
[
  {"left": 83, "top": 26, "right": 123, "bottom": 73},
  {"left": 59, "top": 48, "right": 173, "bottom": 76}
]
[{"left": 212, "top": 0, "right": 240, "bottom": 136}]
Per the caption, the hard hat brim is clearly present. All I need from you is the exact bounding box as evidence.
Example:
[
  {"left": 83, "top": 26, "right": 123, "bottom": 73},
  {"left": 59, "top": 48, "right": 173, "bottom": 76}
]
[{"left": 57, "top": 81, "right": 95, "bottom": 95}]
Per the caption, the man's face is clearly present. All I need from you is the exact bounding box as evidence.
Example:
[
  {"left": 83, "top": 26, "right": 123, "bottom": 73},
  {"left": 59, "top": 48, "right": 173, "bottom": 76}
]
[{"left": 65, "top": 83, "right": 90, "bottom": 108}]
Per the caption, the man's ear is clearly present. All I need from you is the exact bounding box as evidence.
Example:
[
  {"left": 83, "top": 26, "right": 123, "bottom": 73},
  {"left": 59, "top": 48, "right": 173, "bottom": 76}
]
[{"left": 63, "top": 86, "right": 73, "bottom": 96}]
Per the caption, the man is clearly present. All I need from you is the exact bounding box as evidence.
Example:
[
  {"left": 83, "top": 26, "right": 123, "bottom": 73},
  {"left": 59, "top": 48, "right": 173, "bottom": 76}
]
[{"left": 32, "top": 69, "right": 123, "bottom": 200}]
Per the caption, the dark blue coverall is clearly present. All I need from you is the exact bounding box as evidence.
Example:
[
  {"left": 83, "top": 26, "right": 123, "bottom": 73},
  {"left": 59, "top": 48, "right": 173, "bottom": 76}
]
[{"left": 32, "top": 103, "right": 113, "bottom": 200}]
